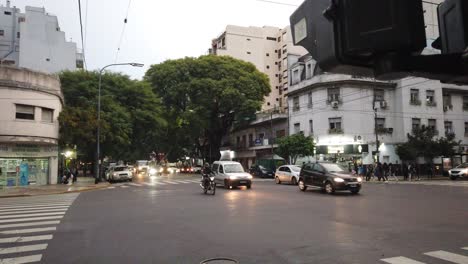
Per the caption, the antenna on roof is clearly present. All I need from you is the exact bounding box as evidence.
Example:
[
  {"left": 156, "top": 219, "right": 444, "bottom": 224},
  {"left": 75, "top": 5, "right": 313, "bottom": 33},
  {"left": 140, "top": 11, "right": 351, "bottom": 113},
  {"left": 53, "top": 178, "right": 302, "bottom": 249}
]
[{"left": 6, "top": 0, "right": 10, "bottom": 8}]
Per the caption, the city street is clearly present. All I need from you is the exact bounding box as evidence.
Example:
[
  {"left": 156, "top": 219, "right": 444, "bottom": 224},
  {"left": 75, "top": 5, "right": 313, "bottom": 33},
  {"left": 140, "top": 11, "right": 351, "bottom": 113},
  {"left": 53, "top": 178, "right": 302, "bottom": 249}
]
[{"left": 1, "top": 174, "right": 467, "bottom": 264}]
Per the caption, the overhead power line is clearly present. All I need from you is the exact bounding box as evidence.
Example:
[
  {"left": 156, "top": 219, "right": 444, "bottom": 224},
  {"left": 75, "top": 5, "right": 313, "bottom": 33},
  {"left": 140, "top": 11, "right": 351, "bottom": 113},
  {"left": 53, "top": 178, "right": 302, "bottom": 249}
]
[
  {"left": 77, "top": 0, "right": 87, "bottom": 70},
  {"left": 256, "top": 0, "right": 298, "bottom": 7},
  {"left": 114, "top": 0, "right": 132, "bottom": 63}
]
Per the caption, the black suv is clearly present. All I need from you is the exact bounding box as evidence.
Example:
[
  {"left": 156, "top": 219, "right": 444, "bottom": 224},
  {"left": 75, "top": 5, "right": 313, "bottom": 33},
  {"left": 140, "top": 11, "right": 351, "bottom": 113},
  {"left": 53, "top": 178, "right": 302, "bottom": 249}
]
[
  {"left": 249, "top": 165, "right": 274, "bottom": 178},
  {"left": 298, "top": 162, "right": 362, "bottom": 194}
]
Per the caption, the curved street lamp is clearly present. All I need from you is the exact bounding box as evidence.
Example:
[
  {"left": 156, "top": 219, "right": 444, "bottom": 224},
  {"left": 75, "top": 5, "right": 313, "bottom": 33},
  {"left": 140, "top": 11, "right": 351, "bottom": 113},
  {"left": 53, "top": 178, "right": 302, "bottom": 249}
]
[{"left": 95, "top": 63, "right": 144, "bottom": 183}]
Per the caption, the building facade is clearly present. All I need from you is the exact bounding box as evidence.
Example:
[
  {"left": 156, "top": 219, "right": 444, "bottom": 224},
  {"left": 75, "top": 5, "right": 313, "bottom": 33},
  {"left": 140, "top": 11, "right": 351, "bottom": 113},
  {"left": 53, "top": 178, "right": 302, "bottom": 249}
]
[
  {"left": 0, "top": 66, "right": 63, "bottom": 187},
  {"left": 0, "top": 1, "right": 83, "bottom": 73}
]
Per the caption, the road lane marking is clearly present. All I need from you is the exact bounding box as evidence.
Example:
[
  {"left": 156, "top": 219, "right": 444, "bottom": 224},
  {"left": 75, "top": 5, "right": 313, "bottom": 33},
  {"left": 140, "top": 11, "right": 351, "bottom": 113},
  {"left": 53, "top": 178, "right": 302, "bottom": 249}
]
[
  {"left": 0, "top": 204, "right": 73, "bottom": 210},
  {"left": 127, "top": 183, "right": 142, "bottom": 187},
  {"left": 424, "top": 251, "right": 468, "bottom": 264},
  {"left": 0, "top": 198, "right": 77, "bottom": 205},
  {"left": 381, "top": 256, "right": 426, "bottom": 264},
  {"left": 0, "top": 207, "right": 69, "bottom": 214},
  {"left": 0, "top": 254, "right": 42, "bottom": 264},
  {"left": 175, "top": 180, "right": 193, "bottom": 183},
  {"left": 120, "top": 186, "right": 129, "bottom": 188},
  {"left": 162, "top": 181, "right": 178, "bottom": 185},
  {"left": 0, "top": 216, "right": 63, "bottom": 224},
  {"left": 463, "top": 247, "right": 468, "bottom": 251},
  {"left": 0, "top": 212, "right": 66, "bottom": 219},
  {"left": 0, "top": 243, "right": 47, "bottom": 255},
  {"left": 0, "top": 227, "right": 56, "bottom": 235},
  {"left": 0, "top": 235, "right": 53, "bottom": 243},
  {"left": 107, "top": 187, "right": 115, "bottom": 189},
  {"left": 0, "top": 221, "right": 60, "bottom": 229}
]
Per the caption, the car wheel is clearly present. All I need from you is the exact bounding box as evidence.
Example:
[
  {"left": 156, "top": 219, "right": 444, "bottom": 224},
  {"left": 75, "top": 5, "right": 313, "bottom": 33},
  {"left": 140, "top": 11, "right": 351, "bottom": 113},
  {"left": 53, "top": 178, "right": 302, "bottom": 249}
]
[
  {"left": 325, "top": 182, "right": 335, "bottom": 194},
  {"left": 247, "top": 184, "right": 252, "bottom": 189},
  {"left": 450, "top": 176, "right": 457, "bottom": 181},
  {"left": 298, "top": 179, "right": 307, "bottom": 192},
  {"left": 350, "top": 188, "right": 360, "bottom": 194},
  {"left": 291, "top": 177, "right": 297, "bottom": 185},
  {"left": 275, "top": 176, "right": 281, "bottom": 184},
  {"left": 224, "top": 180, "right": 231, "bottom": 189}
]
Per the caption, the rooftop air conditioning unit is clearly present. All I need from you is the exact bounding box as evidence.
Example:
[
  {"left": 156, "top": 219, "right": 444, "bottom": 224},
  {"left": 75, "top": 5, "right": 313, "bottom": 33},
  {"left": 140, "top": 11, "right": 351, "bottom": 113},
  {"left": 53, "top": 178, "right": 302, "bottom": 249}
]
[
  {"left": 331, "top": 101, "right": 339, "bottom": 109},
  {"left": 380, "top": 101, "right": 388, "bottom": 109}
]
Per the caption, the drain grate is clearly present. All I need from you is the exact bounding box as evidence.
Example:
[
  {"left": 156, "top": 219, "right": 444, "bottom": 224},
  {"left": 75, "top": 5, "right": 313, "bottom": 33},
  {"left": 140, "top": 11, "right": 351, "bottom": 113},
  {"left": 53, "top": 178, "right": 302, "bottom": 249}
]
[{"left": 200, "top": 257, "right": 238, "bottom": 264}]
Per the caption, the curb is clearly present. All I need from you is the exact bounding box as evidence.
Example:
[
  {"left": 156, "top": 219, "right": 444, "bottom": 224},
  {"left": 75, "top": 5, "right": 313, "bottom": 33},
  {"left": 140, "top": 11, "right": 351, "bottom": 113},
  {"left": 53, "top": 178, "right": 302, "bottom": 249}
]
[{"left": 0, "top": 183, "right": 111, "bottom": 198}]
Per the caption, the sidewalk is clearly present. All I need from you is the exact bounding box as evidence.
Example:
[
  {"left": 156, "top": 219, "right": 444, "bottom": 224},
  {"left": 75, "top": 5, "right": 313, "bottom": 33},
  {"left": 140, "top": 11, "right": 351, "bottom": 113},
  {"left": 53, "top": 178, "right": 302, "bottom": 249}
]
[
  {"left": 364, "top": 175, "right": 449, "bottom": 183},
  {"left": 0, "top": 177, "right": 110, "bottom": 198}
]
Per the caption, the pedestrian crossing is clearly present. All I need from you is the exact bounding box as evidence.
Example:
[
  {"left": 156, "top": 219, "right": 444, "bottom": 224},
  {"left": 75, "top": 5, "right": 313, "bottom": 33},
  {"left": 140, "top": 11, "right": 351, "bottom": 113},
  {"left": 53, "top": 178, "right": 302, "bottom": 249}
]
[
  {"left": 381, "top": 247, "right": 468, "bottom": 263},
  {"left": 107, "top": 179, "right": 202, "bottom": 190},
  {"left": 0, "top": 193, "right": 79, "bottom": 264}
]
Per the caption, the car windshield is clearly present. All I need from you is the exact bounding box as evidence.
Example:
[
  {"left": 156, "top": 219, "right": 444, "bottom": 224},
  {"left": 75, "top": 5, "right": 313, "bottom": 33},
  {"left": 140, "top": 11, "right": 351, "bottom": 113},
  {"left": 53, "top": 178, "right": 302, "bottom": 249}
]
[
  {"left": 321, "top": 163, "right": 346, "bottom": 173},
  {"left": 291, "top": 166, "right": 301, "bottom": 172},
  {"left": 114, "top": 167, "right": 127, "bottom": 171},
  {"left": 224, "top": 164, "right": 245, "bottom": 173},
  {"left": 455, "top": 163, "right": 468, "bottom": 168},
  {"left": 258, "top": 165, "right": 267, "bottom": 170}
]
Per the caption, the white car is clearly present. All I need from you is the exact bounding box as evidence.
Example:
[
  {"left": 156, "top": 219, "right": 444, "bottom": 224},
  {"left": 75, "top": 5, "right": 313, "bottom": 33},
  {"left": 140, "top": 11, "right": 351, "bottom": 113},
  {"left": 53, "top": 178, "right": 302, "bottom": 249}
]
[
  {"left": 275, "top": 165, "right": 301, "bottom": 185},
  {"left": 107, "top": 166, "right": 133, "bottom": 182},
  {"left": 212, "top": 161, "right": 253, "bottom": 189},
  {"left": 449, "top": 163, "right": 468, "bottom": 180}
]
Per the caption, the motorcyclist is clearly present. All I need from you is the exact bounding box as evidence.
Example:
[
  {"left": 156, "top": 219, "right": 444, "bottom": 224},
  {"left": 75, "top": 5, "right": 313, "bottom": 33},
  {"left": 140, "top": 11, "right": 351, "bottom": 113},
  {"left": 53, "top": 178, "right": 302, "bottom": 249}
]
[{"left": 202, "top": 163, "right": 212, "bottom": 188}]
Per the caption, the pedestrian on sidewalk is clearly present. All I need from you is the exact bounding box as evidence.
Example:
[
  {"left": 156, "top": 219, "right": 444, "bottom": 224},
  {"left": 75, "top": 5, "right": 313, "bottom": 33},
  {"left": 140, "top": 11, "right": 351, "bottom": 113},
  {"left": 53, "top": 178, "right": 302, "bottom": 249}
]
[
  {"left": 366, "top": 164, "right": 373, "bottom": 181},
  {"left": 408, "top": 163, "right": 414, "bottom": 181},
  {"left": 358, "top": 164, "right": 364, "bottom": 177},
  {"left": 382, "top": 162, "right": 389, "bottom": 181},
  {"left": 402, "top": 163, "right": 408, "bottom": 181},
  {"left": 375, "top": 162, "right": 383, "bottom": 181},
  {"left": 413, "top": 163, "right": 420, "bottom": 181},
  {"left": 73, "top": 167, "right": 78, "bottom": 183}
]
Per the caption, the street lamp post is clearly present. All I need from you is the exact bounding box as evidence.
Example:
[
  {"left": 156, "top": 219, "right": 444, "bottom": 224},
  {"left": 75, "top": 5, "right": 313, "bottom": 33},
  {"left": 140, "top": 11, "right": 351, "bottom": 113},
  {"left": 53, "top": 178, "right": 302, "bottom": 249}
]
[{"left": 95, "top": 63, "right": 144, "bottom": 184}]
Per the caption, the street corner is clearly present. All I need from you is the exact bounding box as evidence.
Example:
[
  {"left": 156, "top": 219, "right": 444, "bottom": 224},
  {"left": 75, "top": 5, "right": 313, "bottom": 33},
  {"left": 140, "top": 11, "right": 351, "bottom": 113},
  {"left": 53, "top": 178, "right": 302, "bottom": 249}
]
[{"left": 0, "top": 182, "right": 111, "bottom": 198}]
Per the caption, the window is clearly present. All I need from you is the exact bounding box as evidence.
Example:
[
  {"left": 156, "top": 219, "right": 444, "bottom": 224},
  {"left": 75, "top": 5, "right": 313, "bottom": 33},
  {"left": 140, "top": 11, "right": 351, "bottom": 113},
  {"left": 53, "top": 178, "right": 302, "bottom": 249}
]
[
  {"left": 443, "top": 94, "right": 452, "bottom": 109},
  {"left": 16, "top": 32, "right": 20, "bottom": 38},
  {"left": 463, "top": 96, "right": 468, "bottom": 110},
  {"left": 426, "top": 90, "right": 435, "bottom": 104},
  {"left": 410, "top": 89, "right": 420, "bottom": 104},
  {"left": 307, "top": 64, "right": 312, "bottom": 79},
  {"left": 329, "top": 118, "right": 342, "bottom": 130},
  {"left": 307, "top": 92, "right": 312, "bottom": 108},
  {"left": 266, "top": 37, "right": 276, "bottom": 41},
  {"left": 309, "top": 120, "right": 313, "bottom": 135},
  {"left": 249, "top": 134, "right": 253, "bottom": 145},
  {"left": 278, "top": 36, "right": 281, "bottom": 42},
  {"left": 444, "top": 121, "right": 453, "bottom": 135},
  {"left": 266, "top": 65, "right": 270, "bottom": 69},
  {"left": 4, "top": 11, "right": 11, "bottom": 15},
  {"left": 16, "top": 105, "right": 35, "bottom": 120},
  {"left": 246, "top": 51, "right": 251, "bottom": 55},
  {"left": 212, "top": 164, "right": 219, "bottom": 173},
  {"left": 278, "top": 49, "right": 282, "bottom": 58},
  {"left": 374, "top": 89, "right": 385, "bottom": 102},
  {"left": 292, "top": 69, "right": 299, "bottom": 84},
  {"left": 412, "top": 118, "right": 421, "bottom": 130},
  {"left": 219, "top": 165, "right": 224, "bottom": 173},
  {"left": 294, "top": 123, "right": 300, "bottom": 134},
  {"left": 18, "top": 17, "right": 25, "bottom": 23},
  {"left": 327, "top": 88, "right": 340, "bottom": 103},
  {"left": 41, "top": 108, "right": 53, "bottom": 123},
  {"left": 293, "top": 96, "right": 300, "bottom": 111},
  {"left": 283, "top": 48, "right": 287, "bottom": 54},
  {"left": 266, "top": 53, "right": 270, "bottom": 57},
  {"left": 279, "top": 98, "right": 282, "bottom": 108},
  {"left": 428, "top": 119, "right": 437, "bottom": 131},
  {"left": 276, "top": 130, "right": 286, "bottom": 138},
  {"left": 376, "top": 118, "right": 385, "bottom": 129},
  {"left": 0, "top": 30, "right": 4, "bottom": 36},
  {"left": 246, "top": 38, "right": 251, "bottom": 41},
  {"left": 465, "top": 122, "right": 468, "bottom": 136}
]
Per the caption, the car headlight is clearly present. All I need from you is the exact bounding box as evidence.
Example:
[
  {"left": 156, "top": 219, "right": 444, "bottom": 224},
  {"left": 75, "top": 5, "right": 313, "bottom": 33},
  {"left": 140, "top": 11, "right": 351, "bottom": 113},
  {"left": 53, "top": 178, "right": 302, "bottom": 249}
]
[
  {"left": 159, "top": 168, "right": 164, "bottom": 173},
  {"left": 357, "top": 177, "right": 363, "bottom": 182},
  {"left": 149, "top": 168, "right": 156, "bottom": 174},
  {"left": 113, "top": 173, "right": 117, "bottom": 176},
  {"left": 229, "top": 176, "right": 238, "bottom": 180},
  {"left": 334, "top": 178, "right": 345, "bottom": 183},
  {"left": 247, "top": 175, "right": 253, "bottom": 179}
]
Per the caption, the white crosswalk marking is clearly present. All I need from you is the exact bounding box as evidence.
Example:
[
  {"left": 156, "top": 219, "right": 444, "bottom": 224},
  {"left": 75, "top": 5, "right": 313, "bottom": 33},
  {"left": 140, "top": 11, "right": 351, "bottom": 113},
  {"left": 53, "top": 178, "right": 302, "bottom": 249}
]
[
  {"left": 381, "top": 256, "right": 426, "bottom": 264},
  {"left": 107, "top": 187, "right": 115, "bottom": 189},
  {"left": 162, "top": 181, "right": 179, "bottom": 185},
  {"left": 120, "top": 185, "right": 129, "bottom": 188},
  {"left": 127, "top": 183, "right": 142, "bottom": 187},
  {"left": 0, "top": 235, "right": 53, "bottom": 243},
  {"left": 463, "top": 247, "right": 468, "bottom": 251},
  {"left": 0, "top": 194, "right": 78, "bottom": 263},
  {"left": 0, "top": 254, "right": 42, "bottom": 264},
  {"left": 424, "top": 250, "right": 468, "bottom": 264}
]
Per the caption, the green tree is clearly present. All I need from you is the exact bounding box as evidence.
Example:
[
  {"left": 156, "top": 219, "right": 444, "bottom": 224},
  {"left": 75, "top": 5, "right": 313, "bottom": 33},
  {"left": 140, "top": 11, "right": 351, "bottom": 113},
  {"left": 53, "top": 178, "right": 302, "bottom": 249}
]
[
  {"left": 276, "top": 134, "right": 315, "bottom": 165},
  {"left": 58, "top": 70, "right": 166, "bottom": 163},
  {"left": 145, "top": 55, "right": 270, "bottom": 161}
]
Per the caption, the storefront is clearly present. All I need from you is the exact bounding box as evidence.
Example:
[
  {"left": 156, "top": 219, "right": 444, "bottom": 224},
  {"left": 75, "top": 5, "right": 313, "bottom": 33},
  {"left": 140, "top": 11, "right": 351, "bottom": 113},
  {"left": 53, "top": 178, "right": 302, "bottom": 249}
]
[
  {"left": 316, "top": 144, "right": 371, "bottom": 165},
  {"left": 0, "top": 144, "right": 58, "bottom": 187}
]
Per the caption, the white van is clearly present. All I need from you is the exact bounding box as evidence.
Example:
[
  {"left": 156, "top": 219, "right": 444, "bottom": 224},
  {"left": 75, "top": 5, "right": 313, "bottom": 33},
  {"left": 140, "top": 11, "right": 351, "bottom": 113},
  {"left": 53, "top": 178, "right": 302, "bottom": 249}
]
[{"left": 212, "top": 161, "right": 253, "bottom": 189}]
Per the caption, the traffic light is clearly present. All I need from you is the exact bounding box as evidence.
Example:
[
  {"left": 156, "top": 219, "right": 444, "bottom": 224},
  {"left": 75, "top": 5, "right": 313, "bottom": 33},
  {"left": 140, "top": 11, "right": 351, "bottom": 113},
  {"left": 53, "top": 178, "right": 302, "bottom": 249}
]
[
  {"left": 438, "top": 0, "right": 468, "bottom": 54},
  {"left": 290, "top": 0, "right": 427, "bottom": 76}
]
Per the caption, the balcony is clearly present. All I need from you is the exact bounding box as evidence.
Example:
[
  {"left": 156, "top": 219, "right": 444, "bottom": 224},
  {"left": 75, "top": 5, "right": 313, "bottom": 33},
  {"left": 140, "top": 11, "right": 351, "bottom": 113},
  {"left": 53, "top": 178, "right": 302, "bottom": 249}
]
[
  {"left": 463, "top": 105, "right": 468, "bottom": 111},
  {"left": 328, "top": 128, "right": 344, "bottom": 134},
  {"left": 443, "top": 104, "right": 453, "bottom": 112},
  {"left": 426, "top": 101, "right": 437, "bottom": 107},
  {"left": 410, "top": 99, "right": 421, "bottom": 106},
  {"left": 250, "top": 109, "right": 287, "bottom": 126},
  {"left": 376, "top": 127, "right": 394, "bottom": 134}
]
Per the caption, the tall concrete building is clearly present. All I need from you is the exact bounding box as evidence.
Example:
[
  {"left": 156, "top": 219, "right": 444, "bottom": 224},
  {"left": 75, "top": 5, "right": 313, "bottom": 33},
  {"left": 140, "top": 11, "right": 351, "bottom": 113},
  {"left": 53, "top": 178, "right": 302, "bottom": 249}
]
[
  {"left": 0, "top": 1, "right": 83, "bottom": 74},
  {"left": 210, "top": 25, "right": 307, "bottom": 111}
]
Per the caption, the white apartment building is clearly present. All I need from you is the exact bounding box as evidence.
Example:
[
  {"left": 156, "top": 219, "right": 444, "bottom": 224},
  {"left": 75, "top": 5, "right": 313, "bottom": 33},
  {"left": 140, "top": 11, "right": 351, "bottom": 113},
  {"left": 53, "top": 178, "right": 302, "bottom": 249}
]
[
  {"left": 210, "top": 25, "right": 307, "bottom": 111},
  {"left": 0, "top": 66, "right": 63, "bottom": 187},
  {"left": 0, "top": 1, "right": 83, "bottom": 74}
]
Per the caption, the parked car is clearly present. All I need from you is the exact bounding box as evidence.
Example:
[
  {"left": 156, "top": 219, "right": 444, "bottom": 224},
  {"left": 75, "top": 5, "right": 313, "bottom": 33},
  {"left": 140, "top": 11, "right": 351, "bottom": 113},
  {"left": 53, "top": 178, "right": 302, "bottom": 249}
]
[
  {"left": 249, "top": 165, "right": 274, "bottom": 178},
  {"left": 449, "top": 163, "right": 468, "bottom": 180},
  {"left": 275, "top": 165, "right": 301, "bottom": 185},
  {"left": 107, "top": 166, "right": 133, "bottom": 183},
  {"left": 212, "top": 161, "right": 253, "bottom": 189},
  {"left": 298, "top": 162, "right": 362, "bottom": 194}
]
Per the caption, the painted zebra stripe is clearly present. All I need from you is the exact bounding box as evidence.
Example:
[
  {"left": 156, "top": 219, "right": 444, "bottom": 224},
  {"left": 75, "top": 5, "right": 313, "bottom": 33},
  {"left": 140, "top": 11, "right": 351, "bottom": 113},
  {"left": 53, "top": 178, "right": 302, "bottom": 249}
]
[
  {"left": 380, "top": 256, "right": 426, "bottom": 264},
  {"left": 0, "top": 216, "right": 63, "bottom": 224},
  {"left": 127, "top": 183, "right": 142, "bottom": 187},
  {"left": 0, "top": 203, "right": 73, "bottom": 210},
  {"left": 0, "top": 221, "right": 60, "bottom": 229},
  {"left": 0, "top": 207, "right": 69, "bottom": 214},
  {"left": 0, "top": 254, "right": 42, "bottom": 264},
  {"left": 424, "top": 250, "right": 468, "bottom": 264},
  {"left": 0, "top": 235, "right": 53, "bottom": 243},
  {"left": 0, "top": 212, "right": 66, "bottom": 219},
  {"left": 0, "top": 243, "right": 48, "bottom": 255},
  {"left": 0, "top": 227, "right": 56, "bottom": 235},
  {"left": 120, "top": 186, "right": 129, "bottom": 188}
]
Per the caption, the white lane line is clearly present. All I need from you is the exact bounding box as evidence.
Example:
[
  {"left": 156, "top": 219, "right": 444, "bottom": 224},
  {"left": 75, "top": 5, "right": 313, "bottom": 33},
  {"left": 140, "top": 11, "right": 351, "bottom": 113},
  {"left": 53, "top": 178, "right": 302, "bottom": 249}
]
[
  {"left": 0, "top": 199, "right": 77, "bottom": 205},
  {"left": 0, "top": 235, "right": 53, "bottom": 243},
  {"left": 0, "top": 254, "right": 42, "bottom": 264},
  {"left": 153, "top": 182, "right": 166, "bottom": 185},
  {"left": 0, "top": 207, "right": 69, "bottom": 214},
  {"left": 0, "top": 221, "right": 60, "bottom": 229},
  {"left": 0, "top": 212, "right": 66, "bottom": 219},
  {"left": 380, "top": 256, "right": 426, "bottom": 263},
  {"left": 1, "top": 227, "right": 56, "bottom": 235},
  {"left": 107, "top": 187, "right": 115, "bottom": 189},
  {"left": 162, "top": 181, "right": 179, "bottom": 185},
  {"left": 0, "top": 216, "right": 63, "bottom": 224},
  {"left": 120, "top": 186, "right": 129, "bottom": 188},
  {"left": 424, "top": 251, "right": 468, "bottom": 264},
  {"left": 188, "top": 180, "right": 201, "bottom": 183},
  {"left": 174, "top": 180, "right": 192, "bottom": 183},
  {"left": 463, "top": 247, "right": 468, "bottom": 251},
  {"left": 0, "top": 244, "right": 48, "bottom": 255},
  {"left": 127, "top": 183, "right": 142, "bottom": 187},
  {"left": 0, "top": 203, "right": 73, "bottom": 210}
]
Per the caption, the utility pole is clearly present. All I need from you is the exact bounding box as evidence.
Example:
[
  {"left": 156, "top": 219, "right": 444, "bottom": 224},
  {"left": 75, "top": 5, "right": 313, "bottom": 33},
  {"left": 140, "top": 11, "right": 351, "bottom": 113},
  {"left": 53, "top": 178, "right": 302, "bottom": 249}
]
[
  {"left": 374, "top": 107, "right": 380, "bottom": 164},
  {"left": 270, "top": 108, "right": 274, "bottom": 169}
]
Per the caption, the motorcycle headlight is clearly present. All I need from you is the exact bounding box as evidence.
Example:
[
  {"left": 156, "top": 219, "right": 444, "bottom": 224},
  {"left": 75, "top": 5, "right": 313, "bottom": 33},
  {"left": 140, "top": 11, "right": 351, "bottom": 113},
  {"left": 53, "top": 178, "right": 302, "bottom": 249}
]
[{"left": 334, "top": 178, "right": 345, "bottom": 183}]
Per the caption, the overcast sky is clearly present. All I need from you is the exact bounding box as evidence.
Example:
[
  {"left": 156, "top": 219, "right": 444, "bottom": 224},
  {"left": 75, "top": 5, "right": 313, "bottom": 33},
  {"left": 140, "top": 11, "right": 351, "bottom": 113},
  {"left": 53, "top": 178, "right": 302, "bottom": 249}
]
[{"left": 7, "top": 0, "right": 302, "bottom": 79}]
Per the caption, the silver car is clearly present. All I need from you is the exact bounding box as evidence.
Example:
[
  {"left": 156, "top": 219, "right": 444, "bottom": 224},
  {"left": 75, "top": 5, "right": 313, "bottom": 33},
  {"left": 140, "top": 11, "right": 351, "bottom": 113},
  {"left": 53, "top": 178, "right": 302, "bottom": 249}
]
[
  {"left": 107, "top": 166, "right": 133, "bottom": 182},
  {"left": 449, "top": 163, "right": 468, "bottom": 180},
  {"left": 275, "top": 165, "right": 301, "bottom": 185}
]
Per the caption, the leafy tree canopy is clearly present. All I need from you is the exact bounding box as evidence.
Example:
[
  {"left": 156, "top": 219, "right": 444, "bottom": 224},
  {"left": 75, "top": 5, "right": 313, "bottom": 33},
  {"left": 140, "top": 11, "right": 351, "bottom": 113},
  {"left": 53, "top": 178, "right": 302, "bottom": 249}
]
[{"left": 276, "top": 134, "right": 315, "bottom": 165}]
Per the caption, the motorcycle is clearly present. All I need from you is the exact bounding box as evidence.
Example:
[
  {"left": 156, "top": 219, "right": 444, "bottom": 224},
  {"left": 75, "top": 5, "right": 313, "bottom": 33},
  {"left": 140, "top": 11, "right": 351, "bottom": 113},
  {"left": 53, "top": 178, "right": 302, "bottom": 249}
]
[{"left": 200, "top": 172, "right": 216, "bottom": 195}]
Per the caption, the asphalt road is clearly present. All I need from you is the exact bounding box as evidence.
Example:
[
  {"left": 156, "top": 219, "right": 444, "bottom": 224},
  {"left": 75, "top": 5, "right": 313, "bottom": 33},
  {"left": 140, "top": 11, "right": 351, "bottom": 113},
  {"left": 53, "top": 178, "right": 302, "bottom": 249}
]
[{"left": 2, "top": 174, "right": 468, "bottom": 264}]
